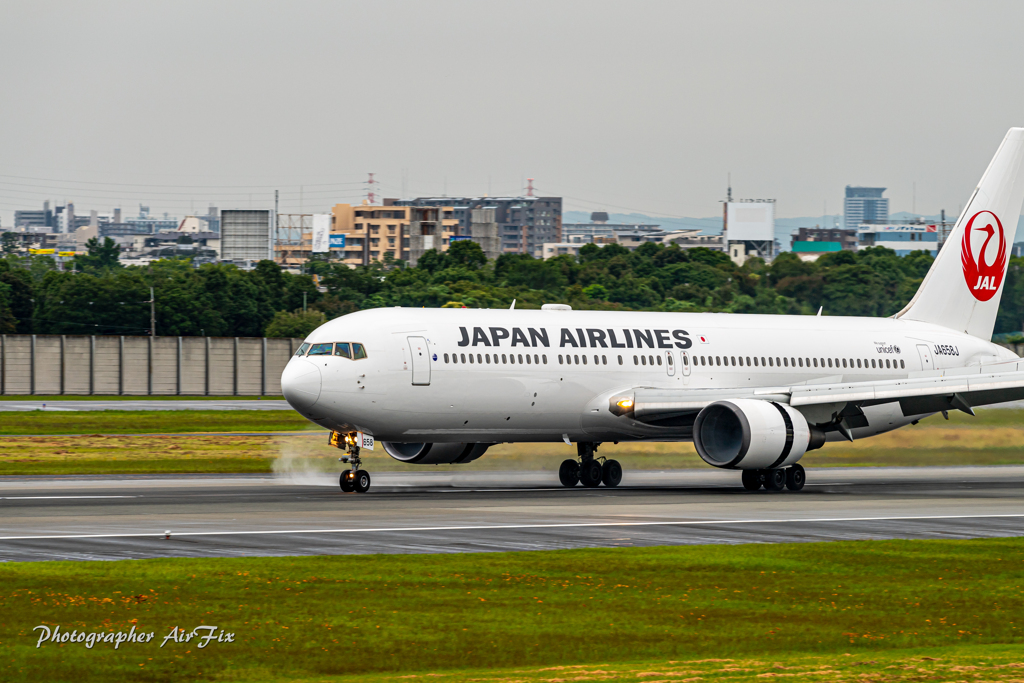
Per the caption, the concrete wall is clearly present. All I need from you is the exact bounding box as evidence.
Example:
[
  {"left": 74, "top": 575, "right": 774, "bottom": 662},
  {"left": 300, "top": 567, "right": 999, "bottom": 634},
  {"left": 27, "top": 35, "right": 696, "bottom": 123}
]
[{"left": 0, "top": 335, "right": 302, "bottom": 396}]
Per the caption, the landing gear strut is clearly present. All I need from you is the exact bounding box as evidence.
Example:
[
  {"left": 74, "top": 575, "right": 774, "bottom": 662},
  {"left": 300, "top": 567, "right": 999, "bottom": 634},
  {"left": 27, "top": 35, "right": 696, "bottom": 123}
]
[
  {"left": 332, "top": 431, "right": 371, "bottom": 494},
  {"left": 559, "top": 442, "right": 622, "bottom": 488},
  {"left": 741, "top": 463, "right": 805, "bottom": 492}
]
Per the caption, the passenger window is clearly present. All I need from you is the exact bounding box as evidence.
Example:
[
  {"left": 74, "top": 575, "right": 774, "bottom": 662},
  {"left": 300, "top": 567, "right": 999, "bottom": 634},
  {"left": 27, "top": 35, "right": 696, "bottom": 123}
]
[
  {"left": 582, "top": 355, "right": 588, "bottom": 365},
  {"left": 716, "top": 356, "right": 721, "bottom": 366},
  {"left": 746, "top": 356, "right": 751, "bottom": 366},
  {"left": 641, "top": 356, "right": 647, "bottom": 366},
  {"left": 668, "top": 355, "right": 674, "bottom": 366},
  {"left": 543, "top": 355, "right": 547, "bottom": 364},
  {"left": 761, "top": 357, "right": 766, "bottom": 366},
  {"left": 558, "top": 354, "right": 564, "bottom": 364},
  {"left": 502, "top": 354, "right": 508, "bottom": 364},
  {"left": 656, "top": 356, "right": 662, "bottom": 366},
  {"left": 618, "top": 355, "right": 623, "bottom": 365},
  {"left": 460, "top": 353, "right": 466, "bottom": 363},
  {"left": 798, "top": 358, "right": 803, "bottom": 368},
  {"left": 475, "top": 353, "right": 481, "bottom": 363},
  {"left": 871, "top": 359, "right": 876, "bottom": 368},
  {"left": 308, "top": 342, "right": 333, "bottom": 356},
  {"left": 352, "top": 344, "right": 367, "bottom": 360},
  {"left": 856, "top": 359, "right": 861, "bottom": 368},
  {"left": 827, "top": 358, "right": 832, "bottom": 367},
  {"left": 335, "top": 342, "right": 352, "bottom": 358},
  {"left": 469, "top": 354, "right": 475, "bottom": 364},
  {"left": 526, "top": 354, "right": 532, "bottom": 364},
  {"left": 602, "top": 355, "right": 607, "bottom": 365},
  {"left": 295, "top": 342, "right": 311, "bottom": 357},
  {"left": 510, "top": 354, "right": 515, "bottom": 364},
  {"left": 752, "top": 357, "right": 758, "bottom": 366},
  {"left": 444, "top": 353, "right": 450, "bottom": 363},
  {"left": 885, "top": 359, "right": 891, "bottom": 369},
  {"left": 842, "top": 358, "right": 847, "bottom": 368},
  {"left": 776, "top": 357, "right": 781, "bottom": 366},
  {"left": 900, "top": 359, "right": 905, "bottom": 369},
  {"left": 729, "top": 356, "right": 735, "bottom": 366},
  {"left": 682, "top": 355, "right": 688, "bottom": 366},
  {"left": 518, "top": 354, "right": 524, "bottom": 364}
]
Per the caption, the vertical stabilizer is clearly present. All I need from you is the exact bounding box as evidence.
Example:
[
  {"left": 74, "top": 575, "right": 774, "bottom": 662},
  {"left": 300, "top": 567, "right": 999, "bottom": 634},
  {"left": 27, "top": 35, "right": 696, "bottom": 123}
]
[{"left": 896, "top": 128, "right": 1024, "bottom": 338}]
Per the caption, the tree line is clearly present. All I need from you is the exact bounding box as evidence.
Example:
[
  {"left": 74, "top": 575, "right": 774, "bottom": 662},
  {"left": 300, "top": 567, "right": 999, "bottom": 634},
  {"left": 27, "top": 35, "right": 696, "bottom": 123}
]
[{"left": 0, "top": 236, "right": 1021, "bottom": 339}]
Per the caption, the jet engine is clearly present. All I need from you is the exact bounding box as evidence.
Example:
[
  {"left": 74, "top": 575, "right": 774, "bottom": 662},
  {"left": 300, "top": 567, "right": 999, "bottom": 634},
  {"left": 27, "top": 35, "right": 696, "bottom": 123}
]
[
  {"left": 381, "top": 442, "right": 491, "bottom": 465},
  {"left": 693, "top": 399, "right": 824, "bottom": 470}
]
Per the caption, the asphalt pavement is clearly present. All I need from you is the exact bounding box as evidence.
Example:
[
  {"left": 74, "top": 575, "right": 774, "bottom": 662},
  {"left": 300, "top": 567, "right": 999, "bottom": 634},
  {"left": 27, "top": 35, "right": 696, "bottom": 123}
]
[{"left": 0, "top": 465, "right": 1021, "bottom": 562}]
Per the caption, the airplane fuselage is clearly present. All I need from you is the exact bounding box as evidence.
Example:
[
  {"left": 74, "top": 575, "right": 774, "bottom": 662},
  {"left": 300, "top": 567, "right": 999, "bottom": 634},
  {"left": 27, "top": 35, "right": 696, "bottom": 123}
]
[{"left": 281, "top": 307, "right": 1014, "bottom": 444}]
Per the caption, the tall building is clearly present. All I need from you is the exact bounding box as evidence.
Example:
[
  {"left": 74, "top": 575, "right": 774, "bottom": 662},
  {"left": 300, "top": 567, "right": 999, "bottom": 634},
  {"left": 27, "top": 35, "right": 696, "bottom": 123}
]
[
  {"left": 331, "top": 203, "right": 459, "bottom": 266},
  {"left": 844, "top": 187, "right": 889, "bottom": 230},
  {"left": 390, "top": 196, "right": 562, "bottom": 257},
  {"left": 220, "top": 209, "right": 273, "bottom": 264}
]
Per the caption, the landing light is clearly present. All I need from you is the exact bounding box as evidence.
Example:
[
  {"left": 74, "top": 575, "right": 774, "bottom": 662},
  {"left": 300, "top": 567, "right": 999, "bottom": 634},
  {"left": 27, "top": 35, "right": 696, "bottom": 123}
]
[{"left": 617, "top": 398, "right": 634, "bottom": 410}]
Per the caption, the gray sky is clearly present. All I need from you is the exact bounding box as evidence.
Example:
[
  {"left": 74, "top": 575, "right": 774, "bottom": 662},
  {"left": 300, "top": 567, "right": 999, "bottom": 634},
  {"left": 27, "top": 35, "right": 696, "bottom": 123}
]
[{"left": 3, "top": 0, "right": 1024, "bottom": 225}]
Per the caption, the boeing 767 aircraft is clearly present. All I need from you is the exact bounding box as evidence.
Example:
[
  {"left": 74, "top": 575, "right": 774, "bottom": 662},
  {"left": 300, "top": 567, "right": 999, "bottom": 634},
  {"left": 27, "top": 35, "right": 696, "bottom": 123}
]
[{"left": 282, "top": 128, "right": 1024, "bottom": 494}]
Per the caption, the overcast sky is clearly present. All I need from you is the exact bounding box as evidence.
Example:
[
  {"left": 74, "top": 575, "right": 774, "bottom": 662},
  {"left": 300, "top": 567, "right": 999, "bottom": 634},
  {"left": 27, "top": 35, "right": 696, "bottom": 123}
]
[{"left": 3, "top": 0, "right": 1024, "bottom": 225}]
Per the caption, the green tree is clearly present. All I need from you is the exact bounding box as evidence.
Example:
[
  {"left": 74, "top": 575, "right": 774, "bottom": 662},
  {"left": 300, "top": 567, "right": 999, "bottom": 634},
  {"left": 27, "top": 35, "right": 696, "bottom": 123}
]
[
  {"left": 265, "top": 310, "right": 326, "bottom": 338},
  {"left": 1, "top": 232, "right": 17, "bottom": 254},
  {"left": 74, "top": 237, "right": 122, "bottom": 272}
]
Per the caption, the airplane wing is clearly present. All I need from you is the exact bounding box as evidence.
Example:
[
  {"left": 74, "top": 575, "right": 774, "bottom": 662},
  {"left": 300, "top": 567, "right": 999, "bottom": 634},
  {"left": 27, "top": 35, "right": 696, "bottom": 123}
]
[{"left": 625, "top": 359, "right": 1024, "bottom": 422}]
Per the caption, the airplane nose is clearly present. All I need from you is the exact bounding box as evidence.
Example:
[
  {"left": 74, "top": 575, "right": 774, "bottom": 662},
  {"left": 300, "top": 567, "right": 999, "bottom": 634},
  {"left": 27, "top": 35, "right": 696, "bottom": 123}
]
[{"left": 281, "top": 359, "right": 321, "bottom": 413}]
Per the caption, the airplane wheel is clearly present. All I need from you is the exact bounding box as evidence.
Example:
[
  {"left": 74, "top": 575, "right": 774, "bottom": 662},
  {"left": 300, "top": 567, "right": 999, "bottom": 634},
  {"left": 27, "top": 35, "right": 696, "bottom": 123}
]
[
  {"left": 354, "top": 470, "right": 371, "bottom": 493},
  {"left": 558, "top": 459, "right": 580, "bottom": 487},
  {"left": 579, "top": 459, "right": 603, "bottom": 488},
  {"left": 340, "top": 472, "right": 355, "bottom": 493},
  {"left": 764, "top": 468, "right": 786, "bottom": 492},
  {"left": 786, "top": 464, "right": 806, "bottom": 491},
  {"left": 741, "top": 469, "right": 762, "bottom": 491},
  {"left": 602, "top": 459, "right": 622, "bottom": 487}
]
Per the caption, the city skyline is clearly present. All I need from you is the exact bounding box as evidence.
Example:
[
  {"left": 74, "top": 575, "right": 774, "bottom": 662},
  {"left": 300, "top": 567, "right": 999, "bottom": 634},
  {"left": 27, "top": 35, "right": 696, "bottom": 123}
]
[{"left": 3, "top": 1, "right": 1024, "bottom": 226}]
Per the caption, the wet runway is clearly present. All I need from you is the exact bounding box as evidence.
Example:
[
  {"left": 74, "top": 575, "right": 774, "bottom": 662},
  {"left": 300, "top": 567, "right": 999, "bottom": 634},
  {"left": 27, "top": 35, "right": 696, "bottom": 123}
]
[{"left": 0, "top": 466, "right": 1022, "bottom": 562}]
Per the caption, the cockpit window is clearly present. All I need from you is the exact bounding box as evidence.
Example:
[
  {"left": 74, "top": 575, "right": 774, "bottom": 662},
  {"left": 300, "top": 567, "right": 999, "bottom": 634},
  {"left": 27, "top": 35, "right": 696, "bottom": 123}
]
[
  {"left": 307, "top": 343, "right": 334, "bottom": 356},
  {"left": 334, "top": 342, "right": 352, "bottom": 359},
  {"left": 295, "top": 343, "right": 311, "bottom": 357},
  {"left": 352, "top": 343, "right": 367, "bottom": 360}
]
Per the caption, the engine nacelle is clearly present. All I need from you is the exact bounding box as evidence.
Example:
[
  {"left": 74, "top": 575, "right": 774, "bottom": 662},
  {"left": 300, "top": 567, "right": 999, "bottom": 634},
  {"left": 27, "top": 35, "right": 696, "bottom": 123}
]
[
  {"left": 693, "top": 399, "right": 824, "bottom": 470},
  {"left": 381, "top": 442, "right": 491, "bottom": 465}
]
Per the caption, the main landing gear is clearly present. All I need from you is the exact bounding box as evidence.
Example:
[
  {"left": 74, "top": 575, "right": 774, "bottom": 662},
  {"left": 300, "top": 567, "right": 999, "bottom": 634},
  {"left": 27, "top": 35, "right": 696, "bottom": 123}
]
[
  {"left": 332, "top": 431, "right": 371, "bottom": 494},
  {"left": 741, "top": 463, "right": 805, "bottom": 492},
  {"left": 559, "top": 442, "right": 622, "bottom": 488}
]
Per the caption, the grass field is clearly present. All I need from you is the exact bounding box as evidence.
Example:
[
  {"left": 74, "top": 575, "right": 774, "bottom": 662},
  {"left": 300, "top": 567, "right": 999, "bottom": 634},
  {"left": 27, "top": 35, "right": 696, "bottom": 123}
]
[
  {"left": 1, "top": 538, "right": 1021, "bottom": 682},
  {"left": 0, "top": 408, "right": 1022, "bottom": 475},
  {"left": 0, "top": 395, "right": 284, "bottom": 401}
]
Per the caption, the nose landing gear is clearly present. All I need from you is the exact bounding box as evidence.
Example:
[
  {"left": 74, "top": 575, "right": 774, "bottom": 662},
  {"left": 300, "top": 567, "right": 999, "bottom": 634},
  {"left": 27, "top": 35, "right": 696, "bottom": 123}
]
[
  {"left": 332, "top": 431, "right": 372, "bottom": 494},
  {"left": 558, "top": 442, "right": 622, "bottom": 488}
]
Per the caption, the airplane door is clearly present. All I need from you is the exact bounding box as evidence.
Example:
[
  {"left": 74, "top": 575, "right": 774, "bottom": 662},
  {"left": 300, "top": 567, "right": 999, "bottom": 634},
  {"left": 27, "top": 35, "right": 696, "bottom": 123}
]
[
  {"left": 916, "top": 344, "right": 933, "bottom": 372},
  {"left": 665, "top": 351, "right": 675, "bottom": 376},
  {"left": 408, "top": 336, "right": 431, "bottom": 385},
  {"left": 681, "top": 351, "right": 691, "bottom": 378}
]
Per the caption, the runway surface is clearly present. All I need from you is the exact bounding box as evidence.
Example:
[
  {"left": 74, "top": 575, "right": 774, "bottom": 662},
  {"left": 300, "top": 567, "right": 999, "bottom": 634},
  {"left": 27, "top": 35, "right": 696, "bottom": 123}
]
[
  {"left": 0, "top": 465, "right": 1022, "bottom": 562},
  {"left": 0, "top": 400, "right": 291, "bottom": 411}
]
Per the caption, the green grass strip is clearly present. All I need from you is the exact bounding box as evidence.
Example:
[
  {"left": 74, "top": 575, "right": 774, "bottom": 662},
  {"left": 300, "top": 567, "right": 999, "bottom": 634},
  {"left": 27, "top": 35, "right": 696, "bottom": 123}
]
[
  {"left": 0, "top": 538, "right": 1021, "bottom": 682},
  {"left": 0, "top": 410, "right": 313, "bottom": 435}
]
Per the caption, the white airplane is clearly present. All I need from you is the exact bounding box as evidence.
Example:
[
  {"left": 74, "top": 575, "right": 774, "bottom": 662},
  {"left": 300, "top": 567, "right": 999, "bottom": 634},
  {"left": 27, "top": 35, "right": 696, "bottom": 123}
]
[{"left": 283, "top": 128, "right": 1024, "bottom": 494}]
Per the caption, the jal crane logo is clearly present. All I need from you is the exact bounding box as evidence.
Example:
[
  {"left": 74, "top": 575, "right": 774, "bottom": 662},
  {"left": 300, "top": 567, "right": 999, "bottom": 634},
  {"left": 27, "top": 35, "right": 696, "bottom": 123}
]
[{"left": 961, "top": 210, "right": 1007, "bottom": 302}]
